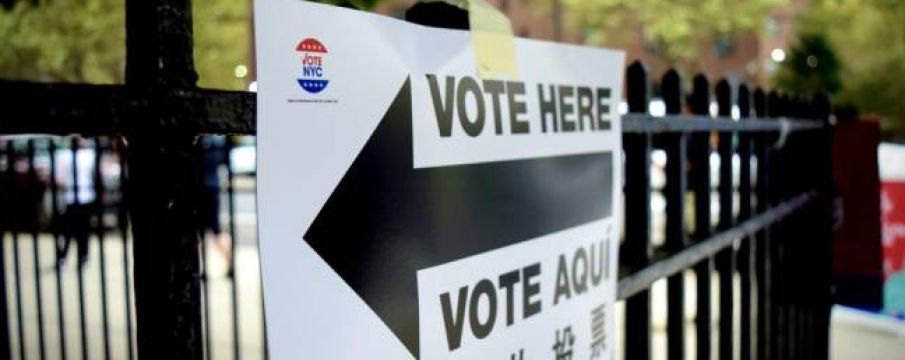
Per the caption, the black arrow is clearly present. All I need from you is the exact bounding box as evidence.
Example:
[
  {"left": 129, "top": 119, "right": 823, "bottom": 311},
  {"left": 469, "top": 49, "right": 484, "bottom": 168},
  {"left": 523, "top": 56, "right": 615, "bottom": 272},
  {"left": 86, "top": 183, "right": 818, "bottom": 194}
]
[{"left": 304, "top": 78, "right": 613, "bottom": 357}]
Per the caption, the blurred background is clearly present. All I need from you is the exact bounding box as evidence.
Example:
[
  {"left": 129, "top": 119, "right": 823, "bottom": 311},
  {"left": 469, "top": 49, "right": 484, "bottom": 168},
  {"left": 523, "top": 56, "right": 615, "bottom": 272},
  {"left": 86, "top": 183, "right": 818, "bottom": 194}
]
[
  {"left": 1, "top": 0, "right": 903, "bottom": 140},
  {"left": 1, "top": 0, "right": 904, "bottom": 359}
]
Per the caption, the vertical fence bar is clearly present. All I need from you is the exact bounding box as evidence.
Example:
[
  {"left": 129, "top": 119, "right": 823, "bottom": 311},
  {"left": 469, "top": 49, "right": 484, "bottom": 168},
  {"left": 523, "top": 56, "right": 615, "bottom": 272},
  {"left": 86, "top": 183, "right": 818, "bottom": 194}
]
[
  {"left": 753, "top": 88, "right": 771, "bottom": 360},
  {"left": 715, "top": 79, "right": 735, "bottom": 360},
  {"left": 767, "top": 91, "right": 787, "bottom": 360},
  {"left": 737, "top": 85, "right": 753, "bottom": 360},
  {"left": 225, "top": 137, "right": 242, "bottom": 360},
  {"left": 9, "top": 140, "right": 27, "bottom": 360},
  {"left": 787, "top": 97, "right": 803, "bottom": 360},
  {"left": 201, "top": 219, "right": 211, "bottom": 360},
  {"left": 27, "top": 139, "right": 48, "bottom": 360},
  {"left": 115, "top": 138, "right": 135, "bottom": 360},
  {"left": 201, "top": 221, "right": 211, "bottom": 360},
  {"left": 70, "top": 137, "right": 90, "bottom": 360},
  {"left": 199, "top": 137, "right": 212, "bottom": 360},
  {"left": 801, "top": 99, "right": 815, "bottom": 360},
  {"left": 798, "top": 100, "right": 814, "bottom": 359},
  {"left": 623, "top": 61, "right": 653, "bottom": 360},
  {"left": 689, "top": 74, "right": 712, "bottom": 360},
  {"left": 798, "top": 131, "right": 810, "bottom": 360},
  {"left": 199, "top": 218, "right": 214, "bottom": 360},
  {"left": 789, "top": 96, "right": 802, "bottom": 360},
  {"left": 815, "top": 93, "right": 833, "bottom": 360},
  {"left": 94, "top": 138, "right": 112, "bottom": 360},
  {"left": 799, "top": 102, "right": 814, "bottom": 357},
  {"left": 125, "top": 0, "right": 205, "bottom": 356},
  {"left": 661, "top": 69, "right": 687, "bottom": 360},
  {"left": 0, "top": 141, "right": 12, "bottom": 360},
  {"left": 804, "top": 95, "right": 818, "bottom": 360},
  {"left": 48, "top": 139, "right": 68, "bottom": 360}
]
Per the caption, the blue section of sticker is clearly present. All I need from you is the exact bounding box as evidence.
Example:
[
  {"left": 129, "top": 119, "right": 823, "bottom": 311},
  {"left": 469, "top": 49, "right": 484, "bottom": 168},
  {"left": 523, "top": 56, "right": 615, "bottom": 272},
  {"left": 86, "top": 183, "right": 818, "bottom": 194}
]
[{"left": 298, "top": 79, "right": 329, "bottom": 94}]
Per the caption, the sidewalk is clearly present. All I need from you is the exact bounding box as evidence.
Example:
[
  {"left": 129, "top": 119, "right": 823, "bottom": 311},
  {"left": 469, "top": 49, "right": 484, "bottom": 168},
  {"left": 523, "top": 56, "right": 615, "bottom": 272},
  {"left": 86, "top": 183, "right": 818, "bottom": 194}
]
[
  {"left": 831, "top": 306, "right": 905, "bottom": 360},
  {"left": 2, "top": 233, "right": 267, "bottom": 360}
]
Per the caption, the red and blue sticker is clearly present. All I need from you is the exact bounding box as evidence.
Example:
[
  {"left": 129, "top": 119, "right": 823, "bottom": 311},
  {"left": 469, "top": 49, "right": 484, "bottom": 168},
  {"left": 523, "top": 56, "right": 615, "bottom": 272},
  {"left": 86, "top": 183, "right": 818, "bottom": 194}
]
[{"left": 296, "top": 38, "right": 329, "bottom": 94}]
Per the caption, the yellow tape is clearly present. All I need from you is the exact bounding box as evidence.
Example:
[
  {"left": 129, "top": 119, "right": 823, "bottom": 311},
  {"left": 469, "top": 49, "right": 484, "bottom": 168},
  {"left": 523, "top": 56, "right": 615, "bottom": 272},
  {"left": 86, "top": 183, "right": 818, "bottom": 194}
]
[{"left": 467, "top": 0, "right": 518, "bottom": 80}]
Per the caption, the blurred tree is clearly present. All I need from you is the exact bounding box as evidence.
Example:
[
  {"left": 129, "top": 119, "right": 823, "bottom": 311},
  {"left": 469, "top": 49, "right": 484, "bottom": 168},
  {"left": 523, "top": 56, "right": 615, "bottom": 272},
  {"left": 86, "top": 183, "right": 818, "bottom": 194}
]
[
  {"left": 0, "top": 0, "right": 254, "bottom": 90},
  {"left": 793, "top": 0, "right": 905, "bottom": 137},
  {"left": 192, "top": 0, "right": 253, "bottom": 90},
  {"left": 561, "top": 0, "right": 785, "bottom": 62},
  {"left": 773, "top": 34, "right": 841, "bottom": 95},
  {"left": 0, "top": 0, "right": 125, "bottom": 83},
  {"left": 0, "top": 0, "right": 384, "bottom": 89}
]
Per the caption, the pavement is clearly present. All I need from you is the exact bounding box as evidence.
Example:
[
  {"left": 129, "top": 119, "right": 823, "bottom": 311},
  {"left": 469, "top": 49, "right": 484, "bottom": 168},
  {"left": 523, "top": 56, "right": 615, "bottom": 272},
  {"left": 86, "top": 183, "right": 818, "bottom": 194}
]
[
  {"left": 830, "top": 306, "right": 905, "bottom": 360},
  {"left": 1, "top": 229, "right": 266, "bottom": 360}
]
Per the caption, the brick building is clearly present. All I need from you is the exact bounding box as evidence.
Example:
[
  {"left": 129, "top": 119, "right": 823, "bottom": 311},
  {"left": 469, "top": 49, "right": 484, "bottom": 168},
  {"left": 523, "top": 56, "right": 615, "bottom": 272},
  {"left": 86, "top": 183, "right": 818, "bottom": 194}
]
[{"left": 375, "top": 0, "right": 806, "bottom": 91}]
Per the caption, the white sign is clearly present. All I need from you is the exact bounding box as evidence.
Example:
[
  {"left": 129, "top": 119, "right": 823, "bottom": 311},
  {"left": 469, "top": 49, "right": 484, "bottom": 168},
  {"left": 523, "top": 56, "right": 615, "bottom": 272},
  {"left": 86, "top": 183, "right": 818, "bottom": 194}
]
[{"left": 254, "top": 2, "right": 624, "bottom": 359}]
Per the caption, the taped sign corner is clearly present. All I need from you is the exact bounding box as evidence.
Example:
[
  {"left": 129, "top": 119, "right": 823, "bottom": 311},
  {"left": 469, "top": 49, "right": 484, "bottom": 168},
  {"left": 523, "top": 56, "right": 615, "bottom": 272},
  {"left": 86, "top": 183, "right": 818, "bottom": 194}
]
[{"left": 467, "top": 0, "right": 518, "bottom": 79}]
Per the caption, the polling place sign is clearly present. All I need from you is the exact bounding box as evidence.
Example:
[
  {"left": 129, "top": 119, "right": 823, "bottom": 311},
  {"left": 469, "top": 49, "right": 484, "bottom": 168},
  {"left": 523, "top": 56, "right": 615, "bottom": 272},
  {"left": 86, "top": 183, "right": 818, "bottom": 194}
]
[{"left": 255, "top": 1, "right": 624, "bottom": 359}]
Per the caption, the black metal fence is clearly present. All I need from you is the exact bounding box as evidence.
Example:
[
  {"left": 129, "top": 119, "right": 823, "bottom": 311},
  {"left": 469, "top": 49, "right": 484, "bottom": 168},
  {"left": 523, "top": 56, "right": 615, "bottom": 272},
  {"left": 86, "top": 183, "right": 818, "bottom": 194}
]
[
  {"left": 618, "top": 65, "right": 833, "bottom": 360},
  {"left": 0, "top": 137, "right": 134, "bottom": 360},
  {"left": 0, "top": 135, "right": 266, "bottom": 360},
  {"left": 0, "top": 1, "right": 834, "bottom": 359}
]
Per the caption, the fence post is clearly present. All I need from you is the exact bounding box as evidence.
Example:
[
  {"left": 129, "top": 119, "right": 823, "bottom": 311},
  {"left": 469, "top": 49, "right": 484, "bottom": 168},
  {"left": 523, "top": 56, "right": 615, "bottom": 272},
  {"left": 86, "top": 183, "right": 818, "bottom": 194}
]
[
  {"left": 8, "top": 141, "right": 26, "bottom": 360},
  {"left": 662, "top": 68, "right": 687, "bottom": 360},
  {"left": 715, "top": 79, "right": 734, "bottom": 360},
  {"left": 48, "top": 139, "right": 70, "bottom": 360},
  {"left": 800, "top": 95, "right": 815, "bottom": 360},
  {"left": 26, "top": 139, "right": 48, "bottom": 360},
  {"left": 787, "top": 94, "right": 805, "bottom": 360},
  {"left": 798, "top": 97, "right": 815, "bottom": 360},
  {"left": 94, "top": 138, "right": 113, "bottom": 360},
  {"left": 0, "top": 142, "right": 10, "bottom": 360},
  {"left": 737, "top": 84, "right": 754, "bottom": 360},
  {"left": 799, "top": 95, "right": 818, "bottom": 360},
  {"left": 767, "top": 91, "right": 789, "bottom": 360},
  {"left": 124, "top": 0, "right": 204, "bottom": 358},
  {"left": 689, "top": 74, "right": 713, "bottom": 360},
  {"left": 623, "top": 61, "right": 653, "bottom": 360},
  {"left": 814, "top": 92, "right": 834, "bottom": 360},
  {"left": 785, "top": 95, "right": 806, "bottom": 360},
  {"left": 753, "top": 87, "right": 770, "bottom": 360}
]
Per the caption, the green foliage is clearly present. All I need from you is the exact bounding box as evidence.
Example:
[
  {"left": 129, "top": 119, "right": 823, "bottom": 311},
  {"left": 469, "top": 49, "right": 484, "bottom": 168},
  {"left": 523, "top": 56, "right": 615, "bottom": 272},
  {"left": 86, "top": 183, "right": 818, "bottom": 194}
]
[
  {"left": 192, "top": 0, "right": 252, "bottom": 90},
  {"left": 561, "top": 0, "right": 785, "bottom": 62},
  {"left": 793, "top": 0, "right": 905, "bottom": 136},
  {"left": 0, "top": 0, "right": 389, "bottom": 89},
  {"left": 773, "top": 34, "right": 841, "bottom": 95},
  {"left": 0, "top": 0, "right": 125, "bottom": 83},
  {"left": 0, "top": 0, "right": 254, "bottom": 89}
]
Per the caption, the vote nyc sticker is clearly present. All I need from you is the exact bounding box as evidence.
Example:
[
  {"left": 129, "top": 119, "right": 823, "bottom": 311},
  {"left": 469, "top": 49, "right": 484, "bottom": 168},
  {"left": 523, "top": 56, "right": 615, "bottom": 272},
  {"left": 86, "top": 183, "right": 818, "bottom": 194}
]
[{"left": 296, "top": 38, "right": 329, "bottom": 94}]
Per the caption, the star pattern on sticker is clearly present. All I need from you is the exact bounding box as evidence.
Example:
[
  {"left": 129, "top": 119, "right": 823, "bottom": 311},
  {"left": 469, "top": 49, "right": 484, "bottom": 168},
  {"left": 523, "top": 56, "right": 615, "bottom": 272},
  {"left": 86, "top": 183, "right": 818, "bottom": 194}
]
[
  {"left": 300, "top": 44, "right": 323, "bottom": 51},
  {"left": 296, "top": 39, "right": 327, "bottom": 53},
  {"left": 301, "top": 81, "right": 327, "bottom": 89}
]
